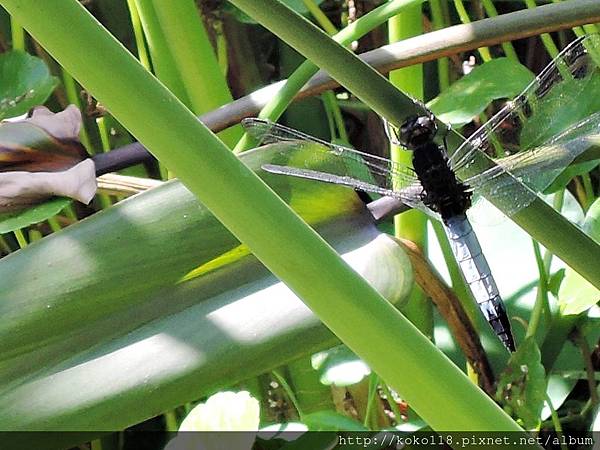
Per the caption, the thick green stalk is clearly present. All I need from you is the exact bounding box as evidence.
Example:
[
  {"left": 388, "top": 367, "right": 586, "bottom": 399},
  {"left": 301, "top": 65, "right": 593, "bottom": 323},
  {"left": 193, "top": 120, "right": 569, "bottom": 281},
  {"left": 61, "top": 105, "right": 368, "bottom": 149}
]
[
  {"left": 388, "top": 8, "right": 432, "bottom": 335},
  {"left": 150, "top": 0, "right": 241, "bottom": 146},
  {"left": 0, "top": 0, "right": 525, "bottom": 434}
]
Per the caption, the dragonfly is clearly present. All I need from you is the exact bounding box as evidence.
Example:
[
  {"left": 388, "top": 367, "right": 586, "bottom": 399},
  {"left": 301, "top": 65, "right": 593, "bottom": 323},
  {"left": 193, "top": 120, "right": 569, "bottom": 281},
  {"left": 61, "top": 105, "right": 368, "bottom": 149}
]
[{"left": 241, "top": 34, "right": 600, "bottom": 353}]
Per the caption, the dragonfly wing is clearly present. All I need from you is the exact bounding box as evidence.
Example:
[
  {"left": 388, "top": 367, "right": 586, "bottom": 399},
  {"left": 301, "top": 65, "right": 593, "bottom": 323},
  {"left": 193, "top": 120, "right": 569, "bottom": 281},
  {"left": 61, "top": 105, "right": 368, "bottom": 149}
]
[
  {"left": 464, "top": 112, "right": 600, "bottom": 215},
  {"left": 449, "top": 34, "right": 600, "bottom": 216},
  {"left": 242, "top": 117, "right": 333, "bottom": 146},
  {"left": 244, "top": 119, "right": 429, "bottom": 211},
  {"left": 262, "top": 163, "right": 424, "bottom": 209},
  {"left": 444, "top": 214, "right": 515, "bottom": 351}
]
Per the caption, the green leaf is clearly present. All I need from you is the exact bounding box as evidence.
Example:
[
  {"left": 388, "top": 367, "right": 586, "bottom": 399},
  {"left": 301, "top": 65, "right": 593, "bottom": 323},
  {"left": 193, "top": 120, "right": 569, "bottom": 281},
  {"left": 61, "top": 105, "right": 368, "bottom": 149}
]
[
  {"left": 0, "top": 197, "right": 70, "bottom": 233},
  {"left": 311, "top": 345, "right": 371, "bottom": 386},
  {"left": 558, "top": 197, "right": 600, "bottom": 315},
  {"left": 0, "top": 51, "right": 58, "bottom": 120},
  {"left": 302, "top": 410, "right": 368, "bottom": 431},
  {"left": 495, "top": 337, "right": 547, "bottom": 429},
  {"left": 548, "top": 269, "right": 566, "bottom": 297},
  {"left": 427, "top": 58, "right": 534, "bottom": 127}
]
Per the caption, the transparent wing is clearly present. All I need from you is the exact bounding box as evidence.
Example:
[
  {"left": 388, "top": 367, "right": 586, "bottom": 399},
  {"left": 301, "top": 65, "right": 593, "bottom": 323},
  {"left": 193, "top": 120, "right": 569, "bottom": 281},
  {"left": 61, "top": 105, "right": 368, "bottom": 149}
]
[
  {"left": 243, "top": 117, "right": 336, "bottom": 147},
  {"left": 242, "top": 118, "right": 427, "bottom": 211},
  {"left": 449, "top": 34, "right": 600, "bottom": 216}
]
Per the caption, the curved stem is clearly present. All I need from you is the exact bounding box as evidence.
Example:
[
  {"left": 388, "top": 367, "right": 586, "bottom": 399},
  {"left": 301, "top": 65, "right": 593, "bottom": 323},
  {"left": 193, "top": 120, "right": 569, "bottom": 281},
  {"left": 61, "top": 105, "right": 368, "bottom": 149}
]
[
  {"left": 526, "top": 240, "right": 548, "bottom": 341},
  {"left": 272, "top": 369, "right": 304, "bottom": 420}
]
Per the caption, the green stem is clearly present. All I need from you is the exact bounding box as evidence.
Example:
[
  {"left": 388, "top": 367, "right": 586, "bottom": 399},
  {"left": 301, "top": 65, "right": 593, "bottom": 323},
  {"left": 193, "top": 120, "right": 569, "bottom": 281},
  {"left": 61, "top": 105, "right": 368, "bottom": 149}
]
[
  {"left": 542, "top": 191, "right": 565, "bottom": 274},
  {"left": 272, "top": 369, "right": 304, "bottom": 419},
  {"left": 452, "top": 0, "right": 492, "bottom": 61},
  {"left": 305, "top": 1, "right": 348, "bottom": 143},
  {"left": 61, "top": 70, "right": 93, "bottom": 152},
  {"left": 526, "top": 240, "right": 548, "bottom": 341},
  {"left": 234, "top": 0, "right": 427, "bottom": 152},
  {"left": 363, "top": 373, "right": 379, "bottom": 429},
  {"left": 28, "top": 229, "right": 42, "bottom": 242},
  {"left": 480, "top": 0, "right": 518, "bottom": 61},
  {"left": 321, "top": 91, "right": 348, "bottom": 142},
  {"left": 164, "top": 410, "right": 178, "bottom": 432},
  {"left": 573, "top": 329, "right": 599, "bottom": 407},
  {"left": 133, "top": 0, "right": 191, "bottom": 106},
  {"left": 581, "top": 174, "right": 594, "bottom": 210},
  {"left": 14, "top": 230, "right": 27, "bottom": 248},
  {"left": 388, "top": 5, "right": 432, "bottom": 335},
  {"left": 523, "top": 0, "right": 559, "bottom": 59},
  {"left": 126, "top": 0, "right": 152, "bottom": 70},
  {"left": 544, "top": 394, "right": 567, "bottom": 450},
  {"left": 150, "top": 0, "right": 241, "bottom": 147},
  {"left": 0, "top": 236, "right": 11, "bottom": 253},
  {"left": 429, "top": 0, "right": 450, "bottom": 91},
  {"left": 302, "top": 0, "right": 337, "bottom": 34},
  {"left": 47, "top": 217, "right": 62, "bottom": 233},
  {"left": 3, "top": 0, "right": 525, "bottom": 434},
  {"left": 95, "top": 116, "right": 115, "bottom": 209},
  {"left": 10, "top": 17, "right": 24, "bottom": 50},
  {"left": 379, "top": 381, "right": 404, "bottom": 425}
]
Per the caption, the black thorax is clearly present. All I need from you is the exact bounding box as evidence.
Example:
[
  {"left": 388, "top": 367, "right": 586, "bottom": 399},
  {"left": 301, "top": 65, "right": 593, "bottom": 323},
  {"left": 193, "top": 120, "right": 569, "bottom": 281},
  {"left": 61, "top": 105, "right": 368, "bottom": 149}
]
[{"left": 411, "top": 141, "right": 472, "bottom": 222}]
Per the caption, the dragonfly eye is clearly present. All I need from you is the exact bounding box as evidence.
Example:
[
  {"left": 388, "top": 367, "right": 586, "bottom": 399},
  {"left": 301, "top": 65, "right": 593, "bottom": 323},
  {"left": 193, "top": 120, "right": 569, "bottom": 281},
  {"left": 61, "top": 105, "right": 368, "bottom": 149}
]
[{"left": 400, "top": 115, "right": 437, "bottom": 149}]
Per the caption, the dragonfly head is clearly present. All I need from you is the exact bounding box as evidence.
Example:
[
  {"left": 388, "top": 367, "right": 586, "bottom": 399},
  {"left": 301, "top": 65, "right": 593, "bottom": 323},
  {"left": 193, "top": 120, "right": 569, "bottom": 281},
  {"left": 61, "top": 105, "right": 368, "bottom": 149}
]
[{"left": 399, "top": 115, "right": 437, "bottom": 150}]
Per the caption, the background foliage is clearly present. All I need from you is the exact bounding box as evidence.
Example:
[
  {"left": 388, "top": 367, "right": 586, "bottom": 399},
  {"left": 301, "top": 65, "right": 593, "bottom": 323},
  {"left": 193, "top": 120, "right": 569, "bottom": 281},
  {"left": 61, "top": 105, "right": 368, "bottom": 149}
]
[{"left": 0, "top": 0, "right": 598, "bottom": 449}]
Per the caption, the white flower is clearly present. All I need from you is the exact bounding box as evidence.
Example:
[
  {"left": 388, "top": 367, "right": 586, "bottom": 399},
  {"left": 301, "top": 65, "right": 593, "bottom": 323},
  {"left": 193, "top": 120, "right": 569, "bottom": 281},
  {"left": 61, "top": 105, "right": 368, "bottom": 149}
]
[{"left": 165, "top": 391, "right": 260, "bottom": 450}]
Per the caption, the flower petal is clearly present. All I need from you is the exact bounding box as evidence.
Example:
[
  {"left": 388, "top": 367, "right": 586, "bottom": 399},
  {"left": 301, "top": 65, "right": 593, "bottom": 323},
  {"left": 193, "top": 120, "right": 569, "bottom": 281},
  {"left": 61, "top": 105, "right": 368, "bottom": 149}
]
[{"left": 0, "top": 159, "right": 96, "bottom": 211}]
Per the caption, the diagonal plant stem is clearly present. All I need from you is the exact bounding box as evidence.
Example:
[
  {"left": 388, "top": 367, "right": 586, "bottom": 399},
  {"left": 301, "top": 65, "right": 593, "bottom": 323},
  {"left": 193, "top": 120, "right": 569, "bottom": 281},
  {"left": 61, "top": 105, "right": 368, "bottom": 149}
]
[
  {"left": 0, "top": 0, "right": 526, "bottom": 435},
  {"left": 234, "top": 0, "right": 426, "bottom": 152},
  {"left": 227, "top": 0, "right": 532, "bottom": 436},
  {"left": 227, "top": 0, "right": 600, "bottom": 302},
  {"left": 228, "top": 2, "right": 427, "bottom": 131},
  {"left": 101, "top": 0, "right": 600, "bottom": 148}
]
